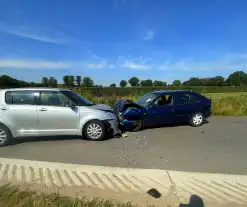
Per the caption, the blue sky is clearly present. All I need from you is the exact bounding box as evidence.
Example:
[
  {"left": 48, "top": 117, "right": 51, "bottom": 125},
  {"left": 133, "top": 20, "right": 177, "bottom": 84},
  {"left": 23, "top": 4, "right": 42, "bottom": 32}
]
[{"left": 1, "top": 0, "right": 247, "bottom": 85}]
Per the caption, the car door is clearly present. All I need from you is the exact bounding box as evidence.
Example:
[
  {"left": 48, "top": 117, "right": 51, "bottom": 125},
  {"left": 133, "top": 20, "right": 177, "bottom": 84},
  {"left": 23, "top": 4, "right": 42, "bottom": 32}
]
[
  {"left": 0, "top": 90, "right": 39, "bottom": 136},
  {"left": 173, "top": 92, "right": 200, "bottom": 123},
  {"left": 144, "top": 94, "right": 175, "bottom": 127},
  {"left": 36, "top": 90, "right": 80, "bottom": 135}
]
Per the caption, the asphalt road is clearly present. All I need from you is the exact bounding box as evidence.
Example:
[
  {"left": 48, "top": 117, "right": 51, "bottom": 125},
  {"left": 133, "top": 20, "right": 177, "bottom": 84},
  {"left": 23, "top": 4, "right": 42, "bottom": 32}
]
[{"left": 0, "top": 116, "right": 246, "bottom": 175}]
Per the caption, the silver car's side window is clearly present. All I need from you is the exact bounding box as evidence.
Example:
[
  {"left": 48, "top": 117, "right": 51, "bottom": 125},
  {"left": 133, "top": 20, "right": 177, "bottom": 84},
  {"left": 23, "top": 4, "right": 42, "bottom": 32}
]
[
  {"left": 5, "top": 91, "right": 35, "bottom": 105},
  {"left": 39, "top": 91, "right": 71, "bottom": 107}
]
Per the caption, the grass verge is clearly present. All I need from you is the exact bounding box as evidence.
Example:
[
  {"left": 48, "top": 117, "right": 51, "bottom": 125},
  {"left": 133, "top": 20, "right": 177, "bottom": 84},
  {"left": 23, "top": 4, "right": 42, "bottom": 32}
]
[
  {"left": 85, "top": 92, "right": 247, "bottom": 116},
  {"left": 0, "top": 184, "right": 137, "bottom": 207}
]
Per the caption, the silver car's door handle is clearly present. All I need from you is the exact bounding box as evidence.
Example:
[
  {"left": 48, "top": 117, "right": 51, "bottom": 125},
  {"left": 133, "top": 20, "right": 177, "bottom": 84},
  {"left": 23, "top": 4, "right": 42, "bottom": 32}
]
[
  {"left": 38, "top": 108, "right": 48, "bottom": 111},
  {"left": 0, "top": 106, "right": 8, "bottom": 110}
]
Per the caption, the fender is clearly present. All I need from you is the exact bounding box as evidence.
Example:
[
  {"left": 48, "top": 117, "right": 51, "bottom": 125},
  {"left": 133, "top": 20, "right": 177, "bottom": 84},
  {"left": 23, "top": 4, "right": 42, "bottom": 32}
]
[
  {"left": 78, "top": 114, "right": 113, "bottom": 134},
  {"left": 0, "top": 115, "right": 16, "bottom": 138}
]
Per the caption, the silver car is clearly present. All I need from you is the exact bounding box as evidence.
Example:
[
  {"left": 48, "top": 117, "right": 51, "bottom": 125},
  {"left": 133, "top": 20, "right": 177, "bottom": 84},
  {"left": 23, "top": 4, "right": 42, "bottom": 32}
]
[{"left": 0, "top": 88, "right": 120, "bottom": 147}]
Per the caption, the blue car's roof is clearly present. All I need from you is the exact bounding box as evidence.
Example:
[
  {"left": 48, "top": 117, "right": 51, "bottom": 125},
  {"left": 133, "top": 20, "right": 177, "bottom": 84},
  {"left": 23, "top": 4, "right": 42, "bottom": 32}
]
[{"left": 150, "top": 90, "right": 191, "bottom": 95}]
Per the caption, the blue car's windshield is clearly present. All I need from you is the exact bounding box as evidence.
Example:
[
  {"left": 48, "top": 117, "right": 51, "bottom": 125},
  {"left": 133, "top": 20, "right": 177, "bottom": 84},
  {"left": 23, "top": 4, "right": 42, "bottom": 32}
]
[
  {"left": 61, "top": 90, "right": 94, "bottom": 106},
  {"left": 136, "top": 93, "right": 158, "bottom": 107}
]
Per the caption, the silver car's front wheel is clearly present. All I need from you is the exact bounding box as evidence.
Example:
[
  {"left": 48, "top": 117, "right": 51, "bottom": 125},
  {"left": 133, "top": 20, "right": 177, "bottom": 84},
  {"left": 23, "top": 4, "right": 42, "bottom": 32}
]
[{"left": 84, "top": 120, "right": 106, "bottom": 141}]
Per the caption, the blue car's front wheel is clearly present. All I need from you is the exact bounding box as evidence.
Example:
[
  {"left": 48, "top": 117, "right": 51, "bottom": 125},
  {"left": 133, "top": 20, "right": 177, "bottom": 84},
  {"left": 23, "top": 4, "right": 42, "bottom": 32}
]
[{"left": 130, "top": 120, "right": 143, "bottom": 132}]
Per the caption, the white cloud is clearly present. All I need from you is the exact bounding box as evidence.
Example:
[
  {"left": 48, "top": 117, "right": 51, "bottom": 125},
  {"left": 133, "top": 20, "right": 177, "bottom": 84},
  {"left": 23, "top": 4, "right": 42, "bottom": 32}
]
[
  {"left": 0, "top": 22, "right": 69, "bottom": 44},
  {"left": 0, "top": 59, "right": 72, "bottom": 69},
  {"left": 159, "top": 53, "right": 247, "bottom": 72},
  {"left": 143, "top": 29, "right": 155, "bottom": 41},
  {"left": 87, "top": 60, "right": 115, "bottom": 69},
  {"left": 121, "top": 60, "right": 151, "bottom": 70},
  {"left": 4, "top": 53, "right": 247, "bottom": 72},
  {"left": 159, "top": 58, "right": 195, "bottom": 71}
]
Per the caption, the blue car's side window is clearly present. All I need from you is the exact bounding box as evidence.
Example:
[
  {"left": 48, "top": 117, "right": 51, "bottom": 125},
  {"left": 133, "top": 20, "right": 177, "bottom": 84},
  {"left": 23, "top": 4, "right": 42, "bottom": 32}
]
[{"left": 175, "top": 93, "right": 198, "bottom": 105}]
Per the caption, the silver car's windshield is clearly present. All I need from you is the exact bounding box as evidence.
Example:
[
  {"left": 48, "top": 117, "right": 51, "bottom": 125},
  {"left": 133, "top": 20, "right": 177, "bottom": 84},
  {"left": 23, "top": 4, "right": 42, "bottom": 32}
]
[
  {"left": 61, "top": 90, "right": 94, "bottom": 106},
  {"left": 135, "top": 93, "right": 158, "bottom": 107}
]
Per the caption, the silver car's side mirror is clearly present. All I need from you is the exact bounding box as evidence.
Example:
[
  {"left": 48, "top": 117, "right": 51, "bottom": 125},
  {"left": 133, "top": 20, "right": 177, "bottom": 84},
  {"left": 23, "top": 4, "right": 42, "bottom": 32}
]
[{"left": 149, "top": 103, "right": 157, "bottom": 108}]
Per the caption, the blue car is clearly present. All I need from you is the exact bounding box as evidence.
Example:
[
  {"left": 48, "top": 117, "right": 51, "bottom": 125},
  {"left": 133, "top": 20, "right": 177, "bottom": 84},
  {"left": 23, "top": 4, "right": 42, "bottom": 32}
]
[{"left": 113, "top": 90, "right": 212, "bottom": 132}]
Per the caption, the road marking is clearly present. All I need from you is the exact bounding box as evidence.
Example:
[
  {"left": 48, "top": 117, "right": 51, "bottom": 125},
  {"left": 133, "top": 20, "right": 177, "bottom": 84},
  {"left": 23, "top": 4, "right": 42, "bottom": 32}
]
[{"left": 0, "top": 157, "right": 247, "bottom": 205}]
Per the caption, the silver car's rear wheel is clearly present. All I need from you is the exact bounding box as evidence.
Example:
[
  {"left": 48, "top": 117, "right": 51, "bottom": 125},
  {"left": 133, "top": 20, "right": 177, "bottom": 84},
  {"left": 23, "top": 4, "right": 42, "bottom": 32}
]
[
  {"left": 84, "top": 120, "right": 106, "bottom": 141},
  {"left": 0, "top": 129, "right": 7, "bottom": 144},
  {"left": 0, "top": 124, "right": 12, "bottom": 147}
]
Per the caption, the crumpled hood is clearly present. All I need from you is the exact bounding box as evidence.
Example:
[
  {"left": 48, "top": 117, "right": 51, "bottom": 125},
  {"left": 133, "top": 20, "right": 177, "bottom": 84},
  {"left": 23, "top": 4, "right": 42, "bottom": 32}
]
[
  {"left": 89, "top": 104, "right": 114, "bottom": 112},
  {"left": 112, "top": 99, "right": 143, "bottom": 114}
]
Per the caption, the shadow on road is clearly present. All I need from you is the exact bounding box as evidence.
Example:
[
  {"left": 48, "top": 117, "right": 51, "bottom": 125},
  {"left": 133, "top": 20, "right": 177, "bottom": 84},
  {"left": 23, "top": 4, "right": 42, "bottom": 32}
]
[
  {"left": 142, "top": 120, "right": 209, "bottom": 131},
  {"left": 147, "top": 186, "right": 204, "bottom": 207},
  {"left": 9, "top": 120, "right": 210, "bottom": 146},
  {"left": 10, "top": 135, "right": 83, "bottom": 146},
  {"left": 179, "top": 195, "right": 205, "bottom": 207},
  {"left": 9, "top": 133, "right": 115, "bottom": 146}
]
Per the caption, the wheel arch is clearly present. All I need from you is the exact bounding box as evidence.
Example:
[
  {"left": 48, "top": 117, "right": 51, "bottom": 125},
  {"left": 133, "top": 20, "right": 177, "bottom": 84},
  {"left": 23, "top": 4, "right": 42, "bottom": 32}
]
[
  {"left": 81, "top": 118, "right": 109, "bottom": 135},
  {"left": 0, "top": 118, "right": 15, "bottom": 138}
]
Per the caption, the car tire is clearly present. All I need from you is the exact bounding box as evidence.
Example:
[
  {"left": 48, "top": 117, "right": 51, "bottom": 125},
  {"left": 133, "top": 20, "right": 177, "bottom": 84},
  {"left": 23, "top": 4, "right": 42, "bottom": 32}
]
[
  {"left": 189, "top": 112, "right": 204, "bottom": 127},
  {"left": 130, "top": 120, "right": 143, "bottom": 132},
  {"left": 83, "top": 120, "right": 106, "bottom": 141},
  {"left": 0, "top": 124, "right": 12, "bottom": 147}
]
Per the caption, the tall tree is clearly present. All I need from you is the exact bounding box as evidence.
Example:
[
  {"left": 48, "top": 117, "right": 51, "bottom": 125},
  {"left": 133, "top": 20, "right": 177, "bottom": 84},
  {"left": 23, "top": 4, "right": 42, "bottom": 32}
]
[
  {"left": 68, "top": 76, "right": 75, "bottom": 87},
  {"left": 110, "top": 83, "right": 116, "bottom": 87},
  {"left": 75, "top": 76, "right": 82, "bottom": 86},
  {"left": 0, "top": 75, "right": 28, "bottom": 88},
  {"left": 140, "top": 79, "right": 153, "bottom": 87},
  {"left": 120, "top": 80, "right": 127, "bottom": 87},
  {"left": 203, "top": 76, "right": 225, "bottom": 86},
  {"left": 82, "top": 77, "right": 94, "bottom": 87},
  {"left": 95, "top": 85, "right": 103, "bottom": 88},
  {"left": 183, "top": 77, "right": 203, "bottom": 86},
  {"left": 153, "top": 80, "right": 167, "bottom": 86},
  {"left": 128, "top": 77, "right": 139, "bottom": 87},
  {"left": 48, "top": 77, "right": 58, "bottom": 87},
  {"left": 172, "top": 80, "right": 181, "bottom": 87},
  {"left": 63, "top": 75, "right": 69, "bottom": 86},
  {"left": 41, "top": 77, "right": 49, "bottom": 87},
  {"left": 226, "top": 71, "right": 247, "bottom": 86}
]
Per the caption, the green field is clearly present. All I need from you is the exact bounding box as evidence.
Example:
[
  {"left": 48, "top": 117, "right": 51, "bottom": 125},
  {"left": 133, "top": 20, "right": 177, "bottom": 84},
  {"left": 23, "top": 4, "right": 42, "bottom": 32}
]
[{"left": 203, "top": 92, "right": 247, "bottom": 99}]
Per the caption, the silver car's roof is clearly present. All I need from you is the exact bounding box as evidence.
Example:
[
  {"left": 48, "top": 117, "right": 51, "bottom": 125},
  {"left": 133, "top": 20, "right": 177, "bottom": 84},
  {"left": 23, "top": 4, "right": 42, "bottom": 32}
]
[{"left": 0, "top": 87, "right": 71, "bottom": 92}]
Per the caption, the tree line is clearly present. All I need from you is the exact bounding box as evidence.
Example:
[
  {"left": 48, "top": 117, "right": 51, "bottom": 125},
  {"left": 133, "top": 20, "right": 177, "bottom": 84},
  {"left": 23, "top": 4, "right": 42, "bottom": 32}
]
[{"left": 0, "top": 70, "right": 247, "bottom": 89}]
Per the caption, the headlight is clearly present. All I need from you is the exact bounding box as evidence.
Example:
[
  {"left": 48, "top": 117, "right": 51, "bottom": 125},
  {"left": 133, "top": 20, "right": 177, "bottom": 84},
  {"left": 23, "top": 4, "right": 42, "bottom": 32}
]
[{"left": 105, "top": 112, "right": 117, "bottom": 119}]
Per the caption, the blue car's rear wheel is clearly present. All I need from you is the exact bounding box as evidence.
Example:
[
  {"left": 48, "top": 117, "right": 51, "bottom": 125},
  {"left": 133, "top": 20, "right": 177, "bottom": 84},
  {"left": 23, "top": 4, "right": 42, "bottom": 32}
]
[{"left": 189, "top": 112, "right": 204, "bottom": 127}]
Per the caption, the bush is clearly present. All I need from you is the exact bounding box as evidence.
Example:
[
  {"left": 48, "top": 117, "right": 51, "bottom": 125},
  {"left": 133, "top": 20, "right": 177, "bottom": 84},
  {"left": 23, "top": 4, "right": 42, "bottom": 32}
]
[{"left": 211, "top": 95, "right": 247, "bottom": 116}]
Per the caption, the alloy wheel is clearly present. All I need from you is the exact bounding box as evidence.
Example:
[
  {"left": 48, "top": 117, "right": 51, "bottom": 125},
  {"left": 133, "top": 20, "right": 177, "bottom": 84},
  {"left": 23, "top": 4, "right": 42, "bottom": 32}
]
[
  {"left": 0, "top": 129, "right": 7, "bottom": 144},
  {"left": 193, "top": 114, "right": 203, "bottom": 125},
  {"left": 86, "top": 123, "right": 103, "bottom": 140}
]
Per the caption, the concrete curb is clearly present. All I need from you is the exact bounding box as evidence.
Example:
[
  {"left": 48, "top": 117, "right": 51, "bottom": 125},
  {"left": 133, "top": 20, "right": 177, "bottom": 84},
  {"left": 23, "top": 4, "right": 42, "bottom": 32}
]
[{"left": 0, "top": 157, "right": 247, "bottom": 205}]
